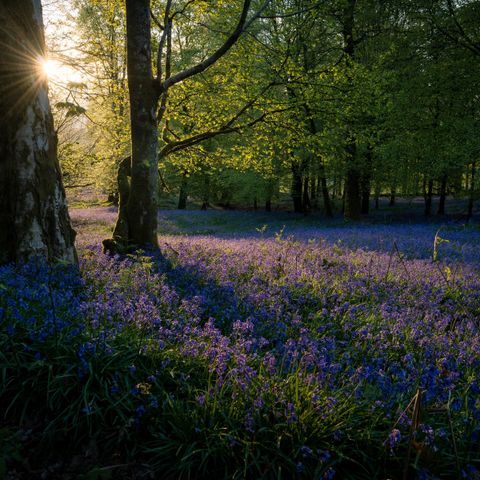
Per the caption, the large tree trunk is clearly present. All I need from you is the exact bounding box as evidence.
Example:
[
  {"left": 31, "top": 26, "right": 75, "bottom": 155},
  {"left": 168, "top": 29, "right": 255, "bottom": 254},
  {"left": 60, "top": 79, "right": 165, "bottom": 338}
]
[
  {"left": 0, "top": 0, "right": 77, "bottom": 265},
  {"left": 125, "top": 0, "right": 159, "bottom": 247},
  {"left": 110, "top": 0, "right": 159, "bottom": 251}
]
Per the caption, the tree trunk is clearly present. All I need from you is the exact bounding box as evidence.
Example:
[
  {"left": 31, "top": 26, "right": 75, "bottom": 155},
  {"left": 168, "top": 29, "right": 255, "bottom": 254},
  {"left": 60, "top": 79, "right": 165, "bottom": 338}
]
[
  {"left": 303, "top": 176, "right": 311, "bottom": 214},
  {"left": 467, "top": 161, "right": 476, "bottom": 220},
  {"left": 178, "top": 174, "right": 188, "bottom": 210},
  {"left": 361, "top": 145, "right": 373, "bottom": 215},
  {"left": 265, "top": 178, "right": 276, "bottom": 212},
  {"left": 319, "top": 166, "right": 333, "bottom": 218},
  {"left": 424, "top": 178, "right": 433, "bottom": 217},
  {"left": 125, "top": 0, "right": 159, "bottom": 247},
  {"left": 291, "top": 162, "right": 303, "bottom": 213},
  {"left": 374, "top": 181, "right": 380, "bottom": 210},
  {"left": 389, "top": 189, "right": 395, "bottom": 206},
  {"left": 111, "top": 157, "right": 131, "bottom": 244},
  {"left": 437, "top": 174, "right": 447, "bottom": 215},
  {"left": 0, "top": 0, "right": 77, "bottom": 265},
  {"left": 201, "top": 175, "right": 210, "bottom": 210},
  {"left": 108, "top": 0, "right": 159, "bottom": 252},
  {"left": 344, "top": 168, "right": 361, "bottom": 219}
]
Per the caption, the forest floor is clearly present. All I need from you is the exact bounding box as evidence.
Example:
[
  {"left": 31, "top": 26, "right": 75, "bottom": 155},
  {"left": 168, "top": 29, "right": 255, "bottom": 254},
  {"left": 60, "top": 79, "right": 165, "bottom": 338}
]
[{"left": 2, "top": 207, "right": 480, "bottom": 479}]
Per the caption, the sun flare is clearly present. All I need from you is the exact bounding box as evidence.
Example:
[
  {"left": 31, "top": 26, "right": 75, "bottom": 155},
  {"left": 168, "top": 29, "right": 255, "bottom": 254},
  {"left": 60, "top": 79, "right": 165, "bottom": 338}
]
[
  {"left": 39, "top": 57, "right": 83, "bottom": 84},
  {"left": 41, "top": 58, "right": 61, "bottom": 79}
]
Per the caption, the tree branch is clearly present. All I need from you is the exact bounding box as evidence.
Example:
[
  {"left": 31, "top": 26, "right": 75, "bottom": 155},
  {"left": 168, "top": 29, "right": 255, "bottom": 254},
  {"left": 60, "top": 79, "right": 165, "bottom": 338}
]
[
  {"left": 159, "top": 105, "right": 291, "bottom": 158},
  {"left": 160, "top": 0, "right": 272, "bottom": 91},
  {"left": 156, "top": 0, "right": 172, "bottom": 83}
]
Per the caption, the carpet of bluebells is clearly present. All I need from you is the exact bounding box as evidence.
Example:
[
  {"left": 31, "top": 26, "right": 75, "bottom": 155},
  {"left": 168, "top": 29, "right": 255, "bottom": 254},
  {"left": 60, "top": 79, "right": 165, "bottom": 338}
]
[{"left": 1, "top": 208, "right": 480, "bottom": 479}]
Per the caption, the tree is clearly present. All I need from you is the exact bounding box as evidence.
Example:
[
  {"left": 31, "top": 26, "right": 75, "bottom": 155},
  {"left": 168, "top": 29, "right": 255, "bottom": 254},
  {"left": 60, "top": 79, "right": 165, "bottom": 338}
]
[
  {"left": 0, "top": 0, "right": 77, "bottom": 265},
  {"left": 104, "top": 0, "right": 271, "bottom": 253}
]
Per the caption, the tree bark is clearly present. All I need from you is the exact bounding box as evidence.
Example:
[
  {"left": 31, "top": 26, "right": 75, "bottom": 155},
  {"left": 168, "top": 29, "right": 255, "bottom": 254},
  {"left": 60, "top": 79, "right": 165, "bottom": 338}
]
[
  {"left": 125, "top": 0, "right": 159, "bottom": 248},
  {"left": 0, "top": 0, "right": 77, "bottom": 265}
]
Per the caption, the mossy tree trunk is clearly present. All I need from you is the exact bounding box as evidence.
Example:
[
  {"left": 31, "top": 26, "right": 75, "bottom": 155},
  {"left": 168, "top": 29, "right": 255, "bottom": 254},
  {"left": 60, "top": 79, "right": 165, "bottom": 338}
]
[{"left": 0, "top": 0, "right": 77, "bottom": 265}]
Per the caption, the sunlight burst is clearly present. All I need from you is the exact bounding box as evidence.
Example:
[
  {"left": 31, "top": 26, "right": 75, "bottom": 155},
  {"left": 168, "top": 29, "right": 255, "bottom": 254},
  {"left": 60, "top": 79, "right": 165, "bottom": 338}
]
[
  {"left": 40, "top": 58, "right": 61, "bottom": 79},
  {"left": 38, "top": 57, "right": 82, "bottom": 83}
]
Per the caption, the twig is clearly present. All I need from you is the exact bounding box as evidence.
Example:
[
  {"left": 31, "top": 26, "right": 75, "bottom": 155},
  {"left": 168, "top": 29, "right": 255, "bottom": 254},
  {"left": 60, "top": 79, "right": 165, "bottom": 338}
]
[{"left": 403, "top": 388, "right": 422, "bottom": 480}]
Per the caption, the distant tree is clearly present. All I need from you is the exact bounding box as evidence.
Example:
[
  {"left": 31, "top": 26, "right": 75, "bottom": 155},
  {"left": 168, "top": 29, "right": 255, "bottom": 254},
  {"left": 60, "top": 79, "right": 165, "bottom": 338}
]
[{"left": 0, "top": 0, "right": 77, "bottom": 264}]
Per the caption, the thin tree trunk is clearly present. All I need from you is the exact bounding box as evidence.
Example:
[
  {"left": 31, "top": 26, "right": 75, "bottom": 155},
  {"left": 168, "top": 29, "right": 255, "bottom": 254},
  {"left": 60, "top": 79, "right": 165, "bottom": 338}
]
[
  {"left": 291, "top": 161, "right": 303, "bottom": 213},
  {"left": 110, "top": 157, "right": 131, "bottom": 244},
  {"left": 310, "top": 174, "right": 318, "bottom": 209},
  {"left": 319, "top": 166, "right": 333, "bottom": 218},
  {"left": 303, "top": 176, "right": 311, "bottom": 214},
  {"left": 374, "top": 180, "right": 381, "bottom": 210},
  {"left": 361, "top": 145, "right": 373, "bottom": 215},
  {"left": 265, "top": 178, "right": 275, "bottom": 212},
  {"left": 178, "top": 173, "right": 188, "bottom": 209},
  {"left": 437, "top": 174, "right": 447, "bottom": 215},
  {"left": 467, "top": 161, "right": 476, "bottom": 220},
  {"left": 389, "top": 185, "right": 396, "bottom": 206},
  {"left": 201, "top": 175, "right": 210, "bottom": 210},
  {"left": 344, "top": 142, "right": 361, "bottom": 220},
  {"left": 424, "top": 179, "right": 434, "bottom": 217},
  {"left": 0, "top": 0, "right": 77, "bottom": 264}
]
